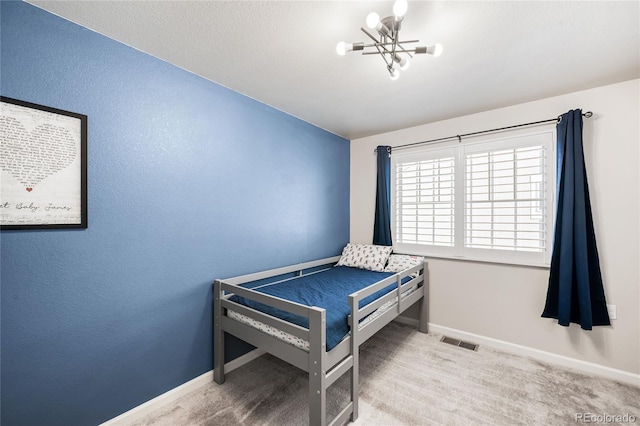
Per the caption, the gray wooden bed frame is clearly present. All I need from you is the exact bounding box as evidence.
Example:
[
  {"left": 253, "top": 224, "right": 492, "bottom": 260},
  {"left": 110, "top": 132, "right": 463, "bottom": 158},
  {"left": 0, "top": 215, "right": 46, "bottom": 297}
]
[{"left": 213, "top": 255, "right": 428, "bottom": 426}]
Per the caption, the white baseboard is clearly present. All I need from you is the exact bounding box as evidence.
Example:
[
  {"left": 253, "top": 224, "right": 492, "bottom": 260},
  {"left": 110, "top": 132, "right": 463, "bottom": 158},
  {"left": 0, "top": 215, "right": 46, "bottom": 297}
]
[
  {"left": 100, "top": 349, "right": 266, "bottom": 425},
  {"left": 427, "top": 323, "right": 640, "bottom": 388}
]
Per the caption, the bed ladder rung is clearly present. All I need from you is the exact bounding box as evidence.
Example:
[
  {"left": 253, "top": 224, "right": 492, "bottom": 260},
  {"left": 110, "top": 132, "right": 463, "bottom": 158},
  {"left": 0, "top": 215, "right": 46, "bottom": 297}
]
[
  {"left": 328, "top": 401, "right": 354, "bottom": 426},
  {"left": 325, "top": 355, "right": 353, "bottom": 387}
]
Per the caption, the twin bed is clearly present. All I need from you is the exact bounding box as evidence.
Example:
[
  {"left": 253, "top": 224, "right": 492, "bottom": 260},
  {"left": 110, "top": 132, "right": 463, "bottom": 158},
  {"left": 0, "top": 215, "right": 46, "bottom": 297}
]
[{"left": 213, "top": 246, "right": 428, "bottom": 426}]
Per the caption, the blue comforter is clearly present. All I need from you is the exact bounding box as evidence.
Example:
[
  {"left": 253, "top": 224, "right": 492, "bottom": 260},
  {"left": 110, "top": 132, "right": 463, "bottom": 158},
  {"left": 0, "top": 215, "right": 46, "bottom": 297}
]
[{"left": 229, "top": 266, "right": 399, "bottom": 350}]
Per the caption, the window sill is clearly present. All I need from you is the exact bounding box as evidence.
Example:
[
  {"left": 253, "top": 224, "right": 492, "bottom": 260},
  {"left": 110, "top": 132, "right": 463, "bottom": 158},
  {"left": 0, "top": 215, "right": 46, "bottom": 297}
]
[{"left": 393, "top": 249, "right": 551, "bottom": 269}]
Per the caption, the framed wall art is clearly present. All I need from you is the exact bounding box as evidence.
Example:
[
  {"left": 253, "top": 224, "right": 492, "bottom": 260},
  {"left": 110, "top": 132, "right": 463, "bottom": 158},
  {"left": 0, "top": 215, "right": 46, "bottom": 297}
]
[{"left": 0, "top": 96, "right": 87, "bottom": 230}]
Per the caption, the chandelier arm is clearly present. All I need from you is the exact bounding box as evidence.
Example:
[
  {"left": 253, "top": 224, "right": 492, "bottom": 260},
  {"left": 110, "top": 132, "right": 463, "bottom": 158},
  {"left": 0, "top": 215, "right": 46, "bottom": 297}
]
[
  {"left": 372, "top": 43, "right": 394, "bottom": 69},
  {"left": 362, "top": 49, "right": 416, "bottom": 56},
  {"left": 360, "top": 27, "right": 416, "bottom": 60},
  {"left": 360, "top": 28, "right": 395, "bottom": 58},
  {"left": 360, "top": 27, "right": 381, "bottom": 44},
  {"left": 362, "top": 40, "right": 420, "bottom": 47},
  {"left": 360, "top": 41, "right": 416, "bottom": 58},
  {"left": 395, "top": 43, "right": 414, "bottom": 58},
  {"left": 391, "top": 31, "right": 398, "bottom": 58},
  {"left": 391, "top": 41, "right": 397, "bottom": 57},
  {"left": 361, "top": 26, "right": 395, "bottom": 68}
]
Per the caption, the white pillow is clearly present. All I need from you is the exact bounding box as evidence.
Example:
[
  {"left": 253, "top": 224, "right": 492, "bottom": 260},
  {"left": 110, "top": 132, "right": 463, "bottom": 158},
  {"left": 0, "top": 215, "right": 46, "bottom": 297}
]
[
  {"left": 383, "top": 254, "right": 423, "bottom": 273},
  {"left": 336, "top": 243, "right": 393, "bottom": 272}
]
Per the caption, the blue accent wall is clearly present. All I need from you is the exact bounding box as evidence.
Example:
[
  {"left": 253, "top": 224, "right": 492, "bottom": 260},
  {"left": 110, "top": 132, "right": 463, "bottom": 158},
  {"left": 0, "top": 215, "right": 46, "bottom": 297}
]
[{"left": 0, "top": 2, "right": 350, "bottom": 424}]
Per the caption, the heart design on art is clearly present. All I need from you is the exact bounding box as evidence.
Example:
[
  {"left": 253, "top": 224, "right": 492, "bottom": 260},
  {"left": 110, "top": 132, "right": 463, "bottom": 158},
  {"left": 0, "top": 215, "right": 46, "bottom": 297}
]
[{"left": 0, "top": 116, "right": 78, "bottom": 191}]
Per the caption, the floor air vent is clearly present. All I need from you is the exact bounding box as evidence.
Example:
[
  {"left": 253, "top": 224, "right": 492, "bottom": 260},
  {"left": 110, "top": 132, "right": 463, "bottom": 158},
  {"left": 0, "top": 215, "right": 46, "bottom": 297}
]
[{"left": 440, "top": 336, "right": 479, "bottom": 351}]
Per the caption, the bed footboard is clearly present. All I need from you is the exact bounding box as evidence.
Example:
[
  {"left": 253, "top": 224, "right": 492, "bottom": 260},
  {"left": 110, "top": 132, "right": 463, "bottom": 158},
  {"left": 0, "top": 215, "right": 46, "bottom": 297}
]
[{"left": 213, "top": 279, "right": 225, "bottom": 385}]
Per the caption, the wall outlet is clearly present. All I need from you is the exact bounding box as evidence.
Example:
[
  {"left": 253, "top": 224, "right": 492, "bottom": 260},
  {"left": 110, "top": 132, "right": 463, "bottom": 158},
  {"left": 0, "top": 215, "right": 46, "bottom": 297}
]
[{"left": 607, "top": 304, "right": 617, "bottom": 320}]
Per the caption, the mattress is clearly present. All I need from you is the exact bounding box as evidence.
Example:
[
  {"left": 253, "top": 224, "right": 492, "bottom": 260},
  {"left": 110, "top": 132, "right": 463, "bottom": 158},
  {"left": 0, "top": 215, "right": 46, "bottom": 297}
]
[
  {"left": 227, "top": 285, "right": 418, "bottom": 351},
  {"left": 228, "top": 266, "right": 406, "bottom": 350}
]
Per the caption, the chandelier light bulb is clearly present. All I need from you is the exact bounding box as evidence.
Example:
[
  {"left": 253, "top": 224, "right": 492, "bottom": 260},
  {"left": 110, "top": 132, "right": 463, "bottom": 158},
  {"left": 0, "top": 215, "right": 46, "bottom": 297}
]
[
  {"left": 393, "top": 0, "right": 408, "bottom": 18},
  {"left": 393, "top": 54, "right": 410, "bottom": 70},
  {"left": 366, "top": 12, "right": 380, "bottom": 29},
  {"left": 399, "top": 57, "right": 410, "bottom": 70},
  {"left": 427, "top": 43, "right": 444, "bottom": 57},
  {"left": 389, "top": 67, "right": 400, "bottom": 80},
  {"left": 433, "top": 43, "right": 444, "bottom": 57},
  {"left": 336, "top": 41, "right": 347, "bottom": 56}
]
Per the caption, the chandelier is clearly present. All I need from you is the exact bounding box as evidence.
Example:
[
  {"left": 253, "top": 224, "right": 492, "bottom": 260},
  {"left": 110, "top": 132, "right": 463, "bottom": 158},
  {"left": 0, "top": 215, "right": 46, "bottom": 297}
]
[{"left": 336, "top": 0, "right": 442, "bottom": 80}]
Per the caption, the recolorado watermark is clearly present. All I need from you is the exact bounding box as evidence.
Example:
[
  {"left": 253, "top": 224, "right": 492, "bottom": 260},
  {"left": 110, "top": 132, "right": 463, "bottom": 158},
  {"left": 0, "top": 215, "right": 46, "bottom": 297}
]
[{"left": 575, "top": 413, "right": 637, "bottom": 423}]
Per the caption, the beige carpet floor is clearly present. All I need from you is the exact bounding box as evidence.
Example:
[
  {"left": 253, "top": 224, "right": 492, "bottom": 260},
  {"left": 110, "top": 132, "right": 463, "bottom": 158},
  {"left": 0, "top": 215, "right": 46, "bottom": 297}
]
[{"left": 133, "top": 322, "right": 639, "bottom": 425}]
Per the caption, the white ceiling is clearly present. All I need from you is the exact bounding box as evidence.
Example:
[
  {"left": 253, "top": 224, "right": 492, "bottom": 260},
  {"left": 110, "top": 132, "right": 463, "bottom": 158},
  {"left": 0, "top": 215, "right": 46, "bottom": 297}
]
[{"left": 27, "top": 1, "right": 640, "bottom": 140}]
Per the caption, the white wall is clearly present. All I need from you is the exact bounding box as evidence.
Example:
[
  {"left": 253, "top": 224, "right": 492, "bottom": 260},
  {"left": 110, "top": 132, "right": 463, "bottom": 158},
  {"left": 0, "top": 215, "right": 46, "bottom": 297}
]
[{"left": 351, "top": 79, "right": 640, "bottom": 375}]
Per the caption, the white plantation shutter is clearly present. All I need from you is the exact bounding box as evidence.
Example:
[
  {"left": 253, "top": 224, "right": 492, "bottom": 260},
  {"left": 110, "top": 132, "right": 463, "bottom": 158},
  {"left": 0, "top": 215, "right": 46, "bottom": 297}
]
[
  {"left": 464, "top": 145, "right": 548, "bottom": 252},
  {"left": 391, "top": 132, "right": 554, "bottom": 266},
  {"left": 393, "top": 148, "right": 457, "bottom": 257}
]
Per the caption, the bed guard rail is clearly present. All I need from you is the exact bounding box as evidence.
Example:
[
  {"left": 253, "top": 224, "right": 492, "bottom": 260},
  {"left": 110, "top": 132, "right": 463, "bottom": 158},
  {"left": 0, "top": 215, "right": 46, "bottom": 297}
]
[
  {"left": 214, "top": 256, "right": 341, "bottom": 373},
  {"left": 348, "top": 261, "right": 424, "bottom": 338}
]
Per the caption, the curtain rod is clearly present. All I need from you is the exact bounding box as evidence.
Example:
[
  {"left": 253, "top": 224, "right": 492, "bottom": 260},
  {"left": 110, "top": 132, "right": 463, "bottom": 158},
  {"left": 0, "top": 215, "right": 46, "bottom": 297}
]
[{"left": 374, "top": 111, "right": 593, "bottom": 154}]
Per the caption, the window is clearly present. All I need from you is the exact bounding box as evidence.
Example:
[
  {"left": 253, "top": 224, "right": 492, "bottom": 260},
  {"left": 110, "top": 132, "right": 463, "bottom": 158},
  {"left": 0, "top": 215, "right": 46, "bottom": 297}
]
[{"left": 391, "top": 132, "right": 555, "bottom": 266}]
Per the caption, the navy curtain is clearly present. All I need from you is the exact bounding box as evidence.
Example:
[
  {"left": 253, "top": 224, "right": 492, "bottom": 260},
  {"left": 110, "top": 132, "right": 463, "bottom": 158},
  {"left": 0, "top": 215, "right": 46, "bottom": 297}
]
[
  {"left": 373, "top": 146, "right": 392, "bottom": 246},
  {"left": 542, "top": 110, "right": 610, "bottom": 329}
]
